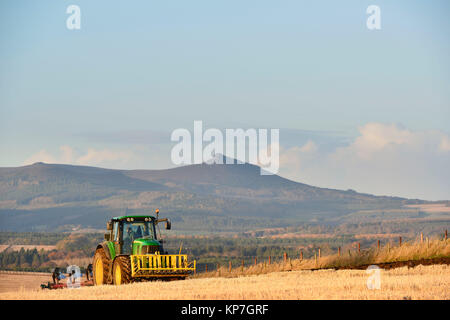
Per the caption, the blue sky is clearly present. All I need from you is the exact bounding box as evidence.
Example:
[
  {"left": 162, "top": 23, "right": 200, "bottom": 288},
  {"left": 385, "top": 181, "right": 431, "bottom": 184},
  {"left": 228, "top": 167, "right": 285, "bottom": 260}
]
[{"left": 0, "top": 1, "right": 449, "bottom": 199}]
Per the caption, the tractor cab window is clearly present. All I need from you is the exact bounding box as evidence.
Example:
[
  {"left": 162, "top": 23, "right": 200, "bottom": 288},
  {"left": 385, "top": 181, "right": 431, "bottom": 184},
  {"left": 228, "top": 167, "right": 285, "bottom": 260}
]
[
  {"left": 113, "top": 221, "right": 119, "bottom": 242},
  {"left": 121, "top": 220, "right": 156, "bottom": 254}
]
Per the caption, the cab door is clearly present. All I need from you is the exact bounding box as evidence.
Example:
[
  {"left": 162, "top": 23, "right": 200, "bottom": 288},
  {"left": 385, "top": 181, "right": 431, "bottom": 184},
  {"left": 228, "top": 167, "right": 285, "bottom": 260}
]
[{"left": 112, "top": 221, "right": 121, "bottom": 255}]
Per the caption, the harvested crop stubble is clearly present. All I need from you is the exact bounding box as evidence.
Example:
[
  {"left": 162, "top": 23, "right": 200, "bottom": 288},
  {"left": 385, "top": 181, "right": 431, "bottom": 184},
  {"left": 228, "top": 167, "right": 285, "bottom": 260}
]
[
  {"left": 194, "top": 239, "right": 449, "bottom": 279},
  {"left": 1, "top": 265, "right": 449, "bottom": 300}
]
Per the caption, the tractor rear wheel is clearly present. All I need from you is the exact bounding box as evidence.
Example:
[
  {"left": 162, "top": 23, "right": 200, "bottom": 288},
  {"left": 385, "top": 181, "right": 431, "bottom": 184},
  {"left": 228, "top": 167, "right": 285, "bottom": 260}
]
[
  {"left": 112, "top": 255, "right": 132, "bottom": 285},
  {"left": 93, "top": 248, "right": 110, "bottom": 285}
]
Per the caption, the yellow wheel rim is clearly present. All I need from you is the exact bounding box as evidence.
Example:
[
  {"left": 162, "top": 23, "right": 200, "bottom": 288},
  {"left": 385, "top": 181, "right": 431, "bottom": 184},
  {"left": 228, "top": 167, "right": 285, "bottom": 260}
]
[
  {"left": 114, "top": 263, "right": 122, "bottom": 285},
  {"left": 95, "top": 258, "right": 103, "bottom": 285}
]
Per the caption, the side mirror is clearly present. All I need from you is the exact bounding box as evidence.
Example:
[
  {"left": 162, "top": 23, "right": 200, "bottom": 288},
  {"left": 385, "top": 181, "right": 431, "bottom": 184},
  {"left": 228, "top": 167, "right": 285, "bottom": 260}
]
[
  {"left": 104, "top": 233, "right": 111, "bottom": 241},
  {"left": 165, "top": 220, "right": 171, "bottom": 230},
  {"left": 106, "top": 221, "right": 113, "bottom": 231}
]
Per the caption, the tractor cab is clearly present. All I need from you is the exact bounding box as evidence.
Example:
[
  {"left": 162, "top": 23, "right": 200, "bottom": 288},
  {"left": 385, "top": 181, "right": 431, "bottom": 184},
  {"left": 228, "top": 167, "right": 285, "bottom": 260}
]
[{"left": 105, "top": 214, "right": 171, "bottom": 256}]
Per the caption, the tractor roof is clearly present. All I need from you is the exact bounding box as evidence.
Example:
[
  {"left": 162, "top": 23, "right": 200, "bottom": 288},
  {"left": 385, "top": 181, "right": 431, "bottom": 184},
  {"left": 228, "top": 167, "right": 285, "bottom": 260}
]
[{"left": 112, "top": 215, "right": 156, "bottom": 221}]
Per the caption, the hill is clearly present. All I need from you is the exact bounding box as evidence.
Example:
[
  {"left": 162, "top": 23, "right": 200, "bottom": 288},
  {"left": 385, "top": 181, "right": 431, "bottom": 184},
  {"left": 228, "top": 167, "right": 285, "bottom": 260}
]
[{"left": 0, "top": 161, "right": 431, "bottom": 232}]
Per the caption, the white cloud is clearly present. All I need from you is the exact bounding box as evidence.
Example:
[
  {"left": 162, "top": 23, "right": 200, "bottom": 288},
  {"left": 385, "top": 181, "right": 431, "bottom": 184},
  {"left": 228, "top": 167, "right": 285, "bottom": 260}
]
[
  {"left": 23, "top": 146, "right": 136, "bottom": 168},
  {"left": 278, "top": 140, "right": 318, "bottom": 175},
  {"left": 23, "top": 150, "right": 56, "bottom": 165},
  {"left": 278, "top": 123, "right": 450, "bottom": 200},
  {"left": 440, "top": 136, "right": 450, "bottom": 152},
  {"left": 299, "top": 140, "right": 318, "bottom": 153},
  {"left": 348, "top": 123, "right": 414, "bottom": 159},
  {"left": 60, "top": 145, "right": 75, "bottom": 163},
  {"left": 77, "top": 148, "right": 133, "bottom": 166}
]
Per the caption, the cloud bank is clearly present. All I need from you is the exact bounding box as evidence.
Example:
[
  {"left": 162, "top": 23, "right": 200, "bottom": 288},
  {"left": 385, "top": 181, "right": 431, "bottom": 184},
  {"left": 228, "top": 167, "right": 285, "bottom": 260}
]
[
  {"left": 278, "top": 123, "right": 450, "bottom": 201},
  {"left": 23, "top": 146, "right": 136, "bottom": 168}
]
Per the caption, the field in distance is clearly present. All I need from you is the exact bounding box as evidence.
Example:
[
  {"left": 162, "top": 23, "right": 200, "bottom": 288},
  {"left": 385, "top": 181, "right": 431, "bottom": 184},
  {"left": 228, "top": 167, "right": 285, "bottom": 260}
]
[
  {"left": 0, "top": 271, "right": 51, "bottom": 293},
  {"left": 0, "top": 245, "right": 56, "bottom": 253},
  {"left": 1, "top": 265, "right": 449, "bottom": 300}
]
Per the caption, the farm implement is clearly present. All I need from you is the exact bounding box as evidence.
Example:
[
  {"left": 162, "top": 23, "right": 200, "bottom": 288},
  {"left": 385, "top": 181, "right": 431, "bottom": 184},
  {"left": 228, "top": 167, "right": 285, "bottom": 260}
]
[
  {"left": 93, "top": 209, "right": 196, "bottom": 285},
  {"left": 41, "top": 265, "right": 94, "bottom": 290},
  {"left": 40, "top": 279, "right": 93, "bottom": 290}
]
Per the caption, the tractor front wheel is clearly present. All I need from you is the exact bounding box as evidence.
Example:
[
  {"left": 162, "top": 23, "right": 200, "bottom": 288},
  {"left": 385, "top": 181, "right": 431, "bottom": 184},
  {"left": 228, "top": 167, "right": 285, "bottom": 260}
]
[
  {"left": 112, "top": 256, "right": 132, "bottom": 285},
  {"left": 93, "top": 248, "right": 110, "bottom": 285}
]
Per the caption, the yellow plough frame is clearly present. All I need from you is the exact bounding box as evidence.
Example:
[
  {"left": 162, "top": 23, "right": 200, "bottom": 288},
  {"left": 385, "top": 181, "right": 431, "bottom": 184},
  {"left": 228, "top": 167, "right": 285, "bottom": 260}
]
[{"left": 130, "top": 253, "right": 196, "bottom": 278}]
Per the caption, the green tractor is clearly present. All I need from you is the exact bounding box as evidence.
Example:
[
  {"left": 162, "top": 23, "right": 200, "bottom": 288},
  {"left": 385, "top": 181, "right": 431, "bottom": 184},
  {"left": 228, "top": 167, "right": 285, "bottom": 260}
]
[{"left": 93, "top": 209, "right": 196, "bottom": 285}]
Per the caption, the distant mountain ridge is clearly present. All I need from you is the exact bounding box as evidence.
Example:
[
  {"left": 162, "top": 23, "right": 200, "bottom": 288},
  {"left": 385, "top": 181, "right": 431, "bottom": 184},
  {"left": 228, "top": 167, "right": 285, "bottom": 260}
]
[{"left": 0, "top": 161, "right": 423, "bottom": 232}]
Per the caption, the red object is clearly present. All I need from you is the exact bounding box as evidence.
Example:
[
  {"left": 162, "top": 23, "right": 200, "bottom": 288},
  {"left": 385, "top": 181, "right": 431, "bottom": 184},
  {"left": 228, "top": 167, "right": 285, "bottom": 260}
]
[{"left": 42, "top": 279, "right": 93, "bottom": 290}]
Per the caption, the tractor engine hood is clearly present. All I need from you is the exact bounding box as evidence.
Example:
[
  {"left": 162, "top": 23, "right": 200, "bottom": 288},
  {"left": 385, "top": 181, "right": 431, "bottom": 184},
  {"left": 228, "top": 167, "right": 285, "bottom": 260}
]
[{"left": 132, "top": 238, "right": 162, "bottom": 255}]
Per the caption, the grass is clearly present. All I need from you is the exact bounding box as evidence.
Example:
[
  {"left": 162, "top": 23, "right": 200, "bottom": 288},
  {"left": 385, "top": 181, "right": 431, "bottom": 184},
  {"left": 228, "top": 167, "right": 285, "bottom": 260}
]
[
  {"left": 1, "top": 265, "right": 448, "bottom": 300},
  {"left": 194, "top": 238, "right": 449, "bottom": 279},
  {"left": 309, "top": 237, "right": 450, "bottom": 270}
]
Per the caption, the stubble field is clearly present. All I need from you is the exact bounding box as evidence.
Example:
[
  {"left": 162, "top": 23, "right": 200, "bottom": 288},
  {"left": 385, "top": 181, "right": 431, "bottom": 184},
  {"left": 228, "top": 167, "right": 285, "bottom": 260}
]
[
  {"left": 1, "top": 264, "right": 449, "bottom": 300},
  {"left": 0, "top": 272, "right": 52, "bottom": 293}
]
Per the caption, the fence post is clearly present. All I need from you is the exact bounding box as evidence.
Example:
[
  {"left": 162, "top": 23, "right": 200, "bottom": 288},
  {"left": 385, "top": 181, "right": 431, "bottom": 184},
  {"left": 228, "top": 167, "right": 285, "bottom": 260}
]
[
  {"left": 377, "top": 240, "right": 380, "bottom": 250},
  {"left": 284, "top": 252, "right": 287, "bottom": 262},
  {"left": 358, "top": 242, "right": 361, "bottom": 253},
  {"left": 338, "top": 247, "right": 341, "bottom": 256},
  {"left": 318, "top": 248, "right": 321, "bottom": 259},
  {"left": 399, "top": 236, "right": 402, "bottom": 247},
  {"left": 445, "top": 229, "right": 448, "bottom": 241},
  {"left": 300, "top": 250, "right": 303, "bottom": 261},
  {"left": 205, "top": 264, "right": 208, "bottom": 273},
  {"left": 229, "top": 261, "right": 232, "bottom": 273},
  {"left": 241, "top": 260, "right": 244, "bottom": 271}
]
